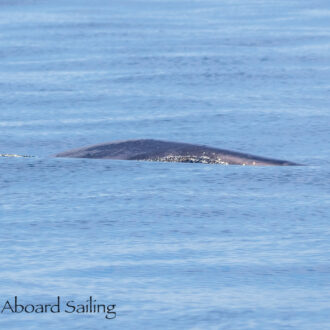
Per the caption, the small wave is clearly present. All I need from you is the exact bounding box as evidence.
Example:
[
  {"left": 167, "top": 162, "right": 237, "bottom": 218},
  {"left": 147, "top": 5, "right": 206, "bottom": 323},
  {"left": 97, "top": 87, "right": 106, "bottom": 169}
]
[{"left": 0, "top": 112, "right": 190, "bottom": 128}]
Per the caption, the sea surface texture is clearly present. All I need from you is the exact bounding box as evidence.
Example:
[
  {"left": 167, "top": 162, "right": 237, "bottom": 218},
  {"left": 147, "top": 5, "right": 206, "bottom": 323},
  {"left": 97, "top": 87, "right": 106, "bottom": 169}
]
[{"left": 0, "top": 0, "right": 329, "bottom": 329}]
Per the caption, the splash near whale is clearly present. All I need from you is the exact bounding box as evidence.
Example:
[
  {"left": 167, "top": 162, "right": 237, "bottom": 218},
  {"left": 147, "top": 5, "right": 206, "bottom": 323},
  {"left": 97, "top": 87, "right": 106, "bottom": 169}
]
[
  {"left": 54, "top": 139, "right": 300, "bottom": 166},
  {"left": 0, "top": 154, "right": 33, "bottom": 158}
]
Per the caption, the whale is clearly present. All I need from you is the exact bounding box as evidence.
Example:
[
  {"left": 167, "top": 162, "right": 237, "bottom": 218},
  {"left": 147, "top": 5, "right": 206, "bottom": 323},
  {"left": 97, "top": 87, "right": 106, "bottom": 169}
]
[{"left": 54, "top": 139, "right": 300, "bottom": 166}]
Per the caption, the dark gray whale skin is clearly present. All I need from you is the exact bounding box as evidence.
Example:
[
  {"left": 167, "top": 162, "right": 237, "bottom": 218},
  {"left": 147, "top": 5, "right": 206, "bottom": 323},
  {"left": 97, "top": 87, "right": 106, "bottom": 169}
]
[{"left": 54, "top": 139, "right": 300, "bottom": 166}]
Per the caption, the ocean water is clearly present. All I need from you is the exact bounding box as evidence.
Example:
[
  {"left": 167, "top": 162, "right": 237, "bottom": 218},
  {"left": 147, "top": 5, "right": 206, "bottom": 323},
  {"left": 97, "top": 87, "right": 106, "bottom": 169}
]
[{"left": 0, "top": 0, "right": 329, "bottom": 329}]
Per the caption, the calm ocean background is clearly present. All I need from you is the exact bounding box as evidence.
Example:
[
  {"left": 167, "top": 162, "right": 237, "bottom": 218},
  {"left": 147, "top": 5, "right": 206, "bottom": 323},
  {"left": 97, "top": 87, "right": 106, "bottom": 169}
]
[{"left": 0, "top": 0, "right": 329, "bottom": 329}]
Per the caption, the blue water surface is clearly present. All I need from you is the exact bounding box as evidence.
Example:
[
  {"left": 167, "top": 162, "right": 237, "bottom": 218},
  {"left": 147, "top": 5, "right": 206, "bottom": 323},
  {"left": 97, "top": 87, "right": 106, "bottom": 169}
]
[{"left": 0, "top": 0, "right": 329, "bottom": 329}]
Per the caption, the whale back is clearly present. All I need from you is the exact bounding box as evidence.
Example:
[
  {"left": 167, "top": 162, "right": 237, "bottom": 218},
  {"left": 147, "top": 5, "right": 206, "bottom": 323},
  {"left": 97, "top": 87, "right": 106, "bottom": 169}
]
[{"left": 54, "top": 139, "right": 300, "bottom": 166}]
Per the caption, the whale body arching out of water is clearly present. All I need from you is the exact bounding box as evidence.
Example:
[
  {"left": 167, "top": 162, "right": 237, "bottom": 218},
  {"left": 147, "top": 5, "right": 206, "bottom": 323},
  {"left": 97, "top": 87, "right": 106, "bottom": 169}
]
[{"left": 54, "top": 139, "right": 300, "bottom": 166}]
